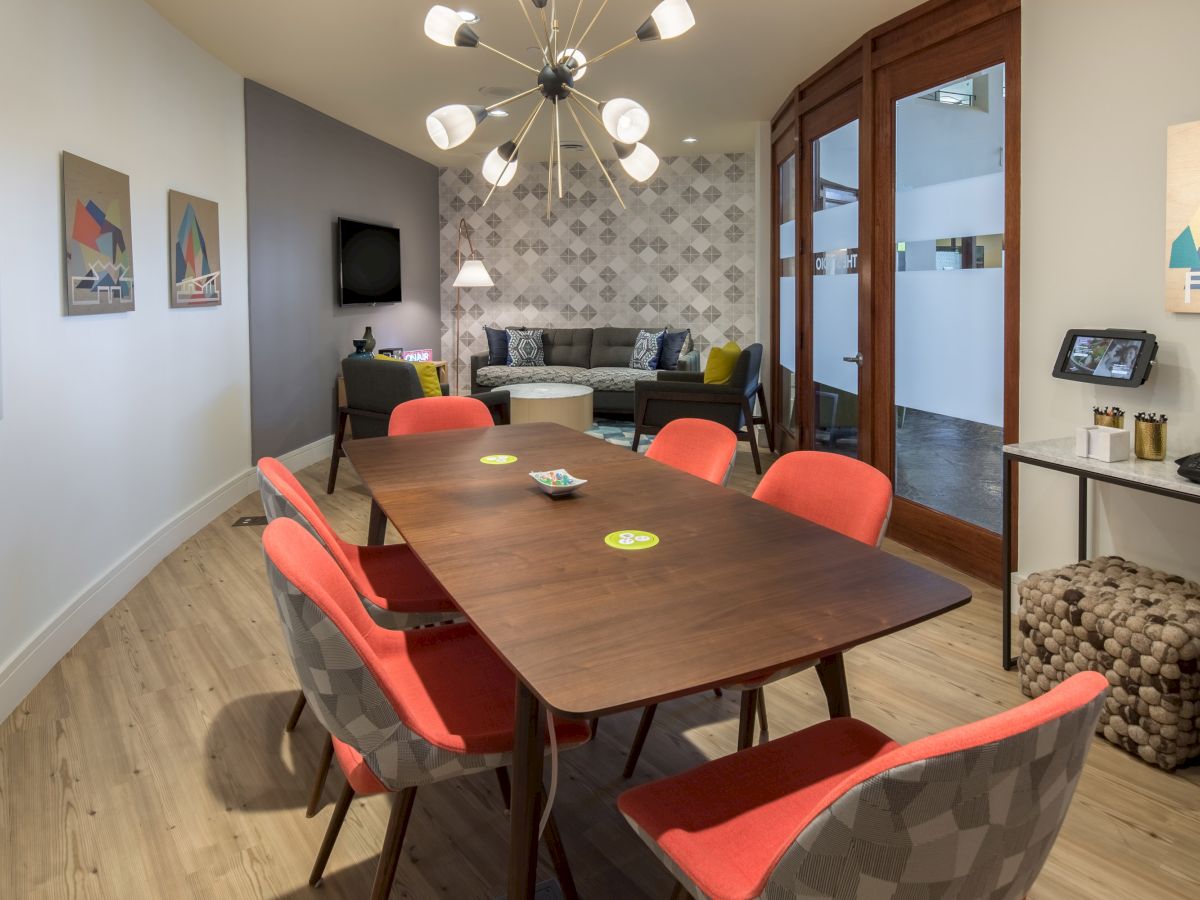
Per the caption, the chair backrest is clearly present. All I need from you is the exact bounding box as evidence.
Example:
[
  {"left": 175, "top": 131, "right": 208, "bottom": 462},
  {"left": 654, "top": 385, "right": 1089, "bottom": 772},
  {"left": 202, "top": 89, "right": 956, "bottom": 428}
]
[
  {"left": 753, "top": 451, "right": 893, "bottom": 546},
  {"left": 261, "top": 518, "right": 506, "bottom": 790},
  {"left": 645, "top": 418, "right": 738, "bottom": 486},
  {"left": 763, "top": 671, "right": 1108, "bottom": 899},
  {"left": 257, "top": 457, "right": 360, "bottom": 585},
  {"left": 388, "top": 395, "right": 494, "bottom": 436},
  {"left": 729, "top": 342, "right": 764, "bottom": 394},
  {"left": 343, "top": 357, "right": 426, "bottom": 439}
]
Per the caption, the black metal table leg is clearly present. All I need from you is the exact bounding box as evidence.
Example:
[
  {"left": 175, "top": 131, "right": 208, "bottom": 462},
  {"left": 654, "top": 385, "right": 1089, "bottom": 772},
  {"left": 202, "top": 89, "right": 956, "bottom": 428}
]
[
  {"left": 1078, "top": 474, "right": 1088, "bottom": 561},
  {"left": 507, "top": 681, "right": 545, "bottom": 899},
  {"left": 1002, "top": 453, "right": 1014, "bottom": 670}
]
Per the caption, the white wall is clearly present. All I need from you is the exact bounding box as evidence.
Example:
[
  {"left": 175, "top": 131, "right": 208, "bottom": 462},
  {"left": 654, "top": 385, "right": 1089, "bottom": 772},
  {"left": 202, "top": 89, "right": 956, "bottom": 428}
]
[
  {"left": 1019, "top": 0, "right": 1200, "bottom": 579},
  {"left": 0, "top": 0, "right": 251, "bottom": 719}
]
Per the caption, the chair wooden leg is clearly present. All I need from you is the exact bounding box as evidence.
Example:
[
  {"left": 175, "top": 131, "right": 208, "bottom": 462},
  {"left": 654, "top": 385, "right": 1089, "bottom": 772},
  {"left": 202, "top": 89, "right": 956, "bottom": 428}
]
[
  {"left": 309, "top": 781, "right": 355, "bottom": 886},
  {"left": 756, "top": 687, "right": 769, "bottom": 736},
  {"left": 370, "top": 787, "right": 417, "bottom": 900},
  {"left": 542, "top": 808, "right": 580, "bottom": 900},
  {"left": 756, "top": 385, "right": 775, "bottom": 453},
  {"left": 587, "top": 717, "right": 599, "bottom": 742},
  {"left": 736, "top": 690, "right": 757, "bottom": 751},
  {"left": 742, "top": 399, "right": 763, "bottom": 474},
  {"left": 670, "top": 879, "right": 690, "bottom": 899},
  {"left": 496, "top": 766, "right": 512, "bottom": 810},
  {"left": 285, "top": 691, "right": 306, "bottom": 733},
  {"left": 713, "top": 687, "right": 722, "bottom": 698},
  {"left": 326, "top": 410, "right": 348, "bottom": 493},
  {"left": 623, "top": 704, "right": 658, "bottom": 779},
  {"left": 307, "top": 732, "right": 334, "bottom": 818}
]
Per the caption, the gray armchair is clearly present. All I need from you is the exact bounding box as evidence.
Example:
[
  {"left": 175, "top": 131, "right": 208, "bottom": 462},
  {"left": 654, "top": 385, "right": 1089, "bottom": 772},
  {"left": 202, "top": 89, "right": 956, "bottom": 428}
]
[
  {"left": 632, "top": 343, "right": 774, "bottom": 474},
  {"left": 327, "top": 357, "right": 510, "bottom": 492}
]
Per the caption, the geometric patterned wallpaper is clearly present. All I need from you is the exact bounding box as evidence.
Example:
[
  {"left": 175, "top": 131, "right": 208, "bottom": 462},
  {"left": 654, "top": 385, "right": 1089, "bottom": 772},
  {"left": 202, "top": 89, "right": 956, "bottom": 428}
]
[{"left": 438, "top": 152, "right": 757, "bottom": 389}]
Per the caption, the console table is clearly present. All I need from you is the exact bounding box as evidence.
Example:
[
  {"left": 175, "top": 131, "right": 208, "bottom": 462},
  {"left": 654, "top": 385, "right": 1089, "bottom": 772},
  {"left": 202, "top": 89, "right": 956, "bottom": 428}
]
[{"left": 1001, "top": 437, "right": 1200, "bottom": 669}]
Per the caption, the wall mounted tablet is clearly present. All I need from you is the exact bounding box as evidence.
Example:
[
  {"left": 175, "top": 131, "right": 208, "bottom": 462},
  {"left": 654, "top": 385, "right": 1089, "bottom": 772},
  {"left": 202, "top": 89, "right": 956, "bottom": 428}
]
[{"left": 1052, "top": 329, "right": 1157, "bottom": 386}]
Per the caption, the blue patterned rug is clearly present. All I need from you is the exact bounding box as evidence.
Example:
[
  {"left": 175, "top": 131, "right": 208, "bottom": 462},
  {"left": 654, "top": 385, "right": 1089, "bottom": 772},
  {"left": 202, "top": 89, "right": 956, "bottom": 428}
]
[{"left": 585, "top": 418, "right": 653, "bottom": 452}]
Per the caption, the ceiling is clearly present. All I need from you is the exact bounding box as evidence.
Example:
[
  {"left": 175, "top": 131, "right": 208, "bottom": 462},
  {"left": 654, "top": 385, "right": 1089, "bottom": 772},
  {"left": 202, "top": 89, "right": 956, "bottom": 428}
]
[{"left": 146, "top": 0, "right": 922, "bottom": 168}]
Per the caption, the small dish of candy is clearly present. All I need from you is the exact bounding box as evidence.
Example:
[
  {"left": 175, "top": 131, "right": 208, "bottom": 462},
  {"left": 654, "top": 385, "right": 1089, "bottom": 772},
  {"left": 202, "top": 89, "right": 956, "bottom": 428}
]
[{"left": 529, "top": 468, "right": 587, "bottom": 496}]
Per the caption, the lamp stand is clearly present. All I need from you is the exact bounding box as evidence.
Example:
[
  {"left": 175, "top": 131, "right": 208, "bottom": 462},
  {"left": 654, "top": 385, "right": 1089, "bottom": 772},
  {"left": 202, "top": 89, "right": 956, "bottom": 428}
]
[{"left": 454, "top": 218, "right": 474, "bottom": 395}]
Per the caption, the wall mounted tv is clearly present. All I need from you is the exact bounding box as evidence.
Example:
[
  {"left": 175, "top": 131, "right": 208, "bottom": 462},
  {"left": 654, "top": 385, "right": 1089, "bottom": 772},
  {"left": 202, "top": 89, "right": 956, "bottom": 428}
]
[{"left": 338, "top": 218, "right": 402, "bottom": 305}]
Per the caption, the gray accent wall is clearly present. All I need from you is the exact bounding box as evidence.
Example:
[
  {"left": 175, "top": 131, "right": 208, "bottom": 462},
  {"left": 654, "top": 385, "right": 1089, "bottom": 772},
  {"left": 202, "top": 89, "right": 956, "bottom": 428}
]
[{"left": 245, "top": 80, "right": 441, "bottom": 460}]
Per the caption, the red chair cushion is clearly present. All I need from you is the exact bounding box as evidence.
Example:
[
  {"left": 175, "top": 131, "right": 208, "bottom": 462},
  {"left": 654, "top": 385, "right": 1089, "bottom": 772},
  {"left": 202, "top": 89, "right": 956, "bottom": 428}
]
[
  {"left": 618, "top": 718, "right": 898, "bottom": 900},
  {"left": 332, "top": 737, "right": 388, "bottom": 795},
  {"left": 340, "top": 541, "right": 458, "bottom": 615}
]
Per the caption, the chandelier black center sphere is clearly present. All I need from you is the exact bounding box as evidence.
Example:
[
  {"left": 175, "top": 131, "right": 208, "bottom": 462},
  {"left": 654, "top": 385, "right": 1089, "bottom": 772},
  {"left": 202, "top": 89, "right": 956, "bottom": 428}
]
[{"left": 422, "top": 0, "right": 696, "bottom": 213}]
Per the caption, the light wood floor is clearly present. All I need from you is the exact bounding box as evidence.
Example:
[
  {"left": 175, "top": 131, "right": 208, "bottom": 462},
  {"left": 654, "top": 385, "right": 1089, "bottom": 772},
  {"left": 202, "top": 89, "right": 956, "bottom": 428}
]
[{"left": 3, "top": 449, "right": 1198, "bottom": 899}]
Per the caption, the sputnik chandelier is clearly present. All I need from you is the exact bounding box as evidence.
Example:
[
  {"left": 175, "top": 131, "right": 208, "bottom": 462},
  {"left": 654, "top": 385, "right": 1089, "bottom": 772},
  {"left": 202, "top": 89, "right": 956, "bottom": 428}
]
[{"left": 423, "top": 0, "right": 696, "bottom": 214}]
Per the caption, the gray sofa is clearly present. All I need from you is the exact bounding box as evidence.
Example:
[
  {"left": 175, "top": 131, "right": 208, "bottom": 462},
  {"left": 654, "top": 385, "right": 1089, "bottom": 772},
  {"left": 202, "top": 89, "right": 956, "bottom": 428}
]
[{"left": 470, "top": 327, "right": 699, "bottom": 415}]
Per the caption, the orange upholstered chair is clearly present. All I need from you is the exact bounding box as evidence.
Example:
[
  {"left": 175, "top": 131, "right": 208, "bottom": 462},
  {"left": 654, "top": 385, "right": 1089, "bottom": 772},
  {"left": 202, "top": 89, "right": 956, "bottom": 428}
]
[
  {"left": 619, "top": 671, "right": 1107, "bottom": 900},
  {"left": 622, "top": 450, "right": 894, "bottom": 779},
  {"left": 645, "top": 418, "right": 739, "bottom": 486},
  {"left": 262, "top": 518, "right": 589, "bottom": 899},
  {"left": 257, "top": 458, "right": 460, "bottom": 815},
  {"left": 388, "top": 395, "right": 494, "bottom": 436}
]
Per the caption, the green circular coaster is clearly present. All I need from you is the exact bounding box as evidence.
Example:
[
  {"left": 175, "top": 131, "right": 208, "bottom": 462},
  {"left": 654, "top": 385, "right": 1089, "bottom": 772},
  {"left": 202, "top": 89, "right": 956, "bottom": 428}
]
[
  {"left": 480, "top": 454, "right": 518, "bottom": 465},
  {"left": 604, "top": 530, "right": 660, "bottom": 550}
]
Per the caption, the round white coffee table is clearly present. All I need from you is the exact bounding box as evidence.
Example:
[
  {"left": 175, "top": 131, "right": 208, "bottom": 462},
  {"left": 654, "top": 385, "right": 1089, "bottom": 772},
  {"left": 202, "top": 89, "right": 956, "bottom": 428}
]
[{"left": 504, "top": 382, "right": 594, "bottom": 432}]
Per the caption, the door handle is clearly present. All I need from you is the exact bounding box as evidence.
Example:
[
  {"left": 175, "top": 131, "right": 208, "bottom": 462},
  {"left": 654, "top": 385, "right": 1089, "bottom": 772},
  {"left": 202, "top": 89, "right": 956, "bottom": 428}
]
[{"left": 842, "top": 353, "right": 863, "bottom": 366}]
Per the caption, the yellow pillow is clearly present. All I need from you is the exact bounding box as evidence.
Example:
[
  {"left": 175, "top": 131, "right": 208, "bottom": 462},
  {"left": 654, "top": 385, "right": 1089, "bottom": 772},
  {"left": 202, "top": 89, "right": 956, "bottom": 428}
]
[
  {"left": 703, "top": 341, "right": 742, "bottom": 384},
  {"left": 411, "top": 361, "right": 444, "bottom": 397}
]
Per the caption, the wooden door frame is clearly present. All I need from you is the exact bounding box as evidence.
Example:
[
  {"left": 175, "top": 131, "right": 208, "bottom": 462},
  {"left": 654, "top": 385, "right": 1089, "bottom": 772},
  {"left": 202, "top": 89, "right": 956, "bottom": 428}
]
[
  {"left": 870, "top": 11, "right": 1020, "bottom": 584},
  {"left": 769, "top": 119, "right": 801, "bottom": 453},
  {"left": 769, "top": 0, "right": 1021, "bottom": 584}
]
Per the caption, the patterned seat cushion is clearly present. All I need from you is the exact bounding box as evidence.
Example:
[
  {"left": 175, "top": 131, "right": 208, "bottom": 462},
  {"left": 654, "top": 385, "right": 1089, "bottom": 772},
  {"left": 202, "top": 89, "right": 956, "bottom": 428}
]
[
  {"left": 475, "top": 365, "right": 584, "bottom": 387},
  {"left": 576, "top": 367, "right": 660, "bottom": 392}
]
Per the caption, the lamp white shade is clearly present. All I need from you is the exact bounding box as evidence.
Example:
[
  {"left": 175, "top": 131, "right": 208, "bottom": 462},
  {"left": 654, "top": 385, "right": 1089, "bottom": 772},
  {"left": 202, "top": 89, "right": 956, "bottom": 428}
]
[
  {"left": 453, "top": 257, "right": 494, "bottom": 287},
  {"left": 425, "top": 5, "right": 466, "bottom": 46},
  {"left": 482, "top": 142, "right": 519, "bottom": 187},
  {"left": 639, "top": 0, "right": 695, "bottom": 40},
  {"left": 616, "top": 142, "right": 660, "bottom": 182},
  {"left": 557, "top": 48, "right": 587, "bottom": 80},
  {"left": 426, "top": 104, "right": 486, "bottom": 149},
  {"left": 600, "top": 98, "right": 650, "bottom": 143}
]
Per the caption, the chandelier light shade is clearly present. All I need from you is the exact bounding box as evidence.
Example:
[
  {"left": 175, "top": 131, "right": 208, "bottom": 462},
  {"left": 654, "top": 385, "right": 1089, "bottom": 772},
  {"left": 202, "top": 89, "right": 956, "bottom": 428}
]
[
  {"left": 482, "top": 141, "right": 520, "bottom": 187},
  {"left": 420, "top": 0, "right": 696, "bottom": 214},
  {"left": 636, "top": 0, "right": 697, "bottom": 42},
  {"left": 600, "top": 98, "right": 650, "bottom": 143},
  {"left": 614, "top": 141, "right": 660, "bottom": 182},
  {"left": 452, "top": 256, "right": 494, "bottom": 287},
  {"left": 426, "top": 104, "right": 487, "bottom": 149},
  {"left": 424, "top": 5, "right": 479, "bottom": 47}
]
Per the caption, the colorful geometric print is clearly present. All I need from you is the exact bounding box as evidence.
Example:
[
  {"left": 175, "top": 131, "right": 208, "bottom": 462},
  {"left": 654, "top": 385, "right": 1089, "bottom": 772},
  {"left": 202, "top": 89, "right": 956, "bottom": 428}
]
[{"left": 506, "top": 327, "right": 545, "bottom": 366}]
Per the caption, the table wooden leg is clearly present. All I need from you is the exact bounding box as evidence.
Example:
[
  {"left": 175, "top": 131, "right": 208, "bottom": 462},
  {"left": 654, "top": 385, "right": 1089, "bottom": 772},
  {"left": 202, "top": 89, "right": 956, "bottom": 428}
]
[
  {"left": 507, "top": 681, "right": 545, "bottom": 900},
  {"left": 815, "top": 653, "right": 851, "bottom": 718},
  {"left": 367, "top": 499, "right": 387, "bottom": 546},
  {"left": 736, "top": 690, "right": 757, "bottom": 750}
]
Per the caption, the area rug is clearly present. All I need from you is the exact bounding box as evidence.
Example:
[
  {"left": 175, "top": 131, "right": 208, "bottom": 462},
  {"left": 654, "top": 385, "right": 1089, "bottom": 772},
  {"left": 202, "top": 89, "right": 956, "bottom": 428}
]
[{"left": 585, "top": 418, "right": 653, "bottom": 452}]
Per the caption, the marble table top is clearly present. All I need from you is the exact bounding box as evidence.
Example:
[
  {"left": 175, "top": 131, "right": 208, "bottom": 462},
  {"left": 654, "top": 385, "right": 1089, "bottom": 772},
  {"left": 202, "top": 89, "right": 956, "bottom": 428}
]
[{"left": 1004, "top": 436, "right": 1200, "bottom": 498}]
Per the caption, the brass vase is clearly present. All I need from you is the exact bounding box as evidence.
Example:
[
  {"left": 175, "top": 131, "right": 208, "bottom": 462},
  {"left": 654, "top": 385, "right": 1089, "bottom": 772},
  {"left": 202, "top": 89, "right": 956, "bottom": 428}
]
[
  {"left": 362, "top": 326, "right": 376, "bottom": 354},
  {"left": 1094, "top": 412, "right": 1124, "bottom": 429},
  {"left": 1134, "top": 421, "right": 1167, "bottom": 461}
]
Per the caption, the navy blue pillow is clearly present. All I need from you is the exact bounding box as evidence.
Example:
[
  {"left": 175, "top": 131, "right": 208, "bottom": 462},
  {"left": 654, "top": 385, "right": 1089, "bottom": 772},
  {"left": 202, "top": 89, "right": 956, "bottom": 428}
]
[
  {"left": 659, "top": 329, "right": 691, "bottom": 370},
  {"left": 484, "top": 326, "right": 510, "bottom": 366}
]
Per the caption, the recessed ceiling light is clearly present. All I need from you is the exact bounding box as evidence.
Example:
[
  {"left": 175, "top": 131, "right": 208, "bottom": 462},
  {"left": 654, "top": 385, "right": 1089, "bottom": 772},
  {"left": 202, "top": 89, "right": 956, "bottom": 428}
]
[
  {"left": 488, "top": 108, "right": 509, "bottom": 117},
  {"left": 682, "top": 136, "right": 699, "bottom": 144},
  {"left": 457, "top": 10, "right": 480, "bottom": 24}
]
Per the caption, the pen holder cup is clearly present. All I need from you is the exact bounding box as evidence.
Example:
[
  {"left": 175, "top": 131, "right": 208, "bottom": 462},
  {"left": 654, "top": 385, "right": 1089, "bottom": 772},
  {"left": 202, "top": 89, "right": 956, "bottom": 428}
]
[
  {"left": 1094, "top": 412, "right": 1125, "bottom": 429},
  {"left": 1134, "top": 421, "right": 1167, "bottom": 461}
]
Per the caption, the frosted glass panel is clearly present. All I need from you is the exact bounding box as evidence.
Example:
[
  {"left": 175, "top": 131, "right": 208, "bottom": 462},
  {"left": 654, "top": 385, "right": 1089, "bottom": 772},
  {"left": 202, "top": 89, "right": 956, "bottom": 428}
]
[
  {"left": 777, "top": 155, "right": 797, "bottom": 436},
  {"left": 813, "top": 120, "right": 859, "bottom": 457},
  {"left": 894, "top": 63, "right": 1005, "bottom": 532}
]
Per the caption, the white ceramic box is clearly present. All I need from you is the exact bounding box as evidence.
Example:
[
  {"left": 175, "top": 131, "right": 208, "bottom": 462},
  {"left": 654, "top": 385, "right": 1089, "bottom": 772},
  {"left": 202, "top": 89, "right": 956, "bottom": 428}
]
[{"left": 1075, "top": 425, "right": 1130, "bottom": 462}]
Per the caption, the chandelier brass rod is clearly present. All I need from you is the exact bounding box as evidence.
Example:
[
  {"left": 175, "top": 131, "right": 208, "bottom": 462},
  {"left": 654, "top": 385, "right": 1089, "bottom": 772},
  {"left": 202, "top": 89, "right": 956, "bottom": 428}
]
[
  {"left": 517, "top": 0, "right": 550, "bottom": 64},
  {"left": 483, "top": 98, "right": 546, "bottom": 208},
  {"left": 587, "top": 35, "right": 636, "bottom": 66},
  {"left": 562, "top": 0, "right": 585, "bottom": 54},
  {"left": 478, "top": 42, "right": 539, "bottom": 73},
  {"left": 567, "top": 97, "right": 625, "bottom": 209},
  {"left": 485, "top": 85, "right": 541, "bottom": 112},
  {"left": 546, "top": 107, "right": 556, "bottom": 217},
  {"left": 570, "top": 89, "right": 606, "bottom": 129},
  {"left": 555, "top": 98, "right": 564, "bottom": 198},
  {"left": 573, "top": 0, "right": 609, "bottom": 54},
  {"left": 563, "top": 83, "right": 602, "bottom": 107},
  {"left": 539, "top": 6, "right": 552, "bottom": 53},
  {"left": 552, "top": 1, "right": 559, "bottom": 62}
]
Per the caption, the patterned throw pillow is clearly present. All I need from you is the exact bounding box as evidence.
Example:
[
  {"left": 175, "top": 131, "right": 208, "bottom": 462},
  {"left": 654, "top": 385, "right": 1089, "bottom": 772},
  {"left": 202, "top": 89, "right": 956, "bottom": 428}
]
[
  {"left": 506, "top": 327, "right": 545, "bottom": 366},
  {"left": 485, "top": 326, "right": 511, "bottom": 365},
  {"left": 629, "top": 329, "right": 666, "bottom": 370}
]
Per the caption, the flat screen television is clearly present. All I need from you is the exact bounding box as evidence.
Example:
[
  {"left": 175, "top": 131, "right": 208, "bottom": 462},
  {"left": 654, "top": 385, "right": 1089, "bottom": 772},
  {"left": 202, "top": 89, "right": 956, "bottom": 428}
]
[{"left": 338, "top": 218, "right": 402, "bottom": 305}]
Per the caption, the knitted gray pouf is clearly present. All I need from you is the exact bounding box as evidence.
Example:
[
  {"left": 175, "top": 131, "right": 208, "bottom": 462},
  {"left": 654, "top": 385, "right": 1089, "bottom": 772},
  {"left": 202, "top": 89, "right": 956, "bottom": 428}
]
[{"left": 1017, "top": 556, "right": 1200, "bottom": 771}]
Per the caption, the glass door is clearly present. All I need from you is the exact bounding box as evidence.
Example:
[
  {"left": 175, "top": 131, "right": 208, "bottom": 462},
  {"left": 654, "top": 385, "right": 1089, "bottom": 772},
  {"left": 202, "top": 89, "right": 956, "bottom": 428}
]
[
  {"left": 810, "top": 119, "right": 861, "bottom": 458},
  {"left": 772, "top": 136, "right": 800, "bottom": 452}
]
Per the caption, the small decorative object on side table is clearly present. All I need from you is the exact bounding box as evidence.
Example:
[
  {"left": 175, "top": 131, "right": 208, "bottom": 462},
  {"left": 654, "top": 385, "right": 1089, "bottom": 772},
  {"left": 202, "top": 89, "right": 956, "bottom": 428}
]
[
  {"left": 348, "top": 339, "right": 372, "bottom": 359},
  {"left": 361, "top": 326, "right": 376, "bottom": 353},
  {"left": 1134, "top": 412, "right": 1168, "bottom": 460},
  {"left": 1093, "top": 405, "right": 1124, "bottom": 428}
]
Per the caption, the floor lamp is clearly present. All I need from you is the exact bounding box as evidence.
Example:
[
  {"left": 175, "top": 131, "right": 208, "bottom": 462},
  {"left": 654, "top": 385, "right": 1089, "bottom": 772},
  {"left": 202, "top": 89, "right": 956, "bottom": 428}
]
[{"left": 451, "top": 218, "right": 494, "bottom": 395}]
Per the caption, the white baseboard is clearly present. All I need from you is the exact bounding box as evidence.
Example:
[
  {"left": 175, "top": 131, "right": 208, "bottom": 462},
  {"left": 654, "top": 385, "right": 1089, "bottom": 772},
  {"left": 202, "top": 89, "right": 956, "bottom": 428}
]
[{"left": 0, "top": 435, "right": 334, "bottom": 724}]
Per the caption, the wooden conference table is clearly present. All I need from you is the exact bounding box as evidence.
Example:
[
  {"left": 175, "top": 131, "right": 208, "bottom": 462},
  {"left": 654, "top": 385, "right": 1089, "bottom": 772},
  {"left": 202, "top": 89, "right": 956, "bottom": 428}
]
[{"left": 344, "top": 423, "right": 972, "bottom": 899}]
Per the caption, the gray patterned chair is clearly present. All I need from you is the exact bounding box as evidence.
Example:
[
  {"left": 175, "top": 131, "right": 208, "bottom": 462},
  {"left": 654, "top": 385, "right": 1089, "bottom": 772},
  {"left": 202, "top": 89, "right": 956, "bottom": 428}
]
[
  {"left": 619, "top": 671, "right": 1106, "bottom": 900},
  {"left": 262, "top": 517, "right": 592, "bottom": 899}
]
